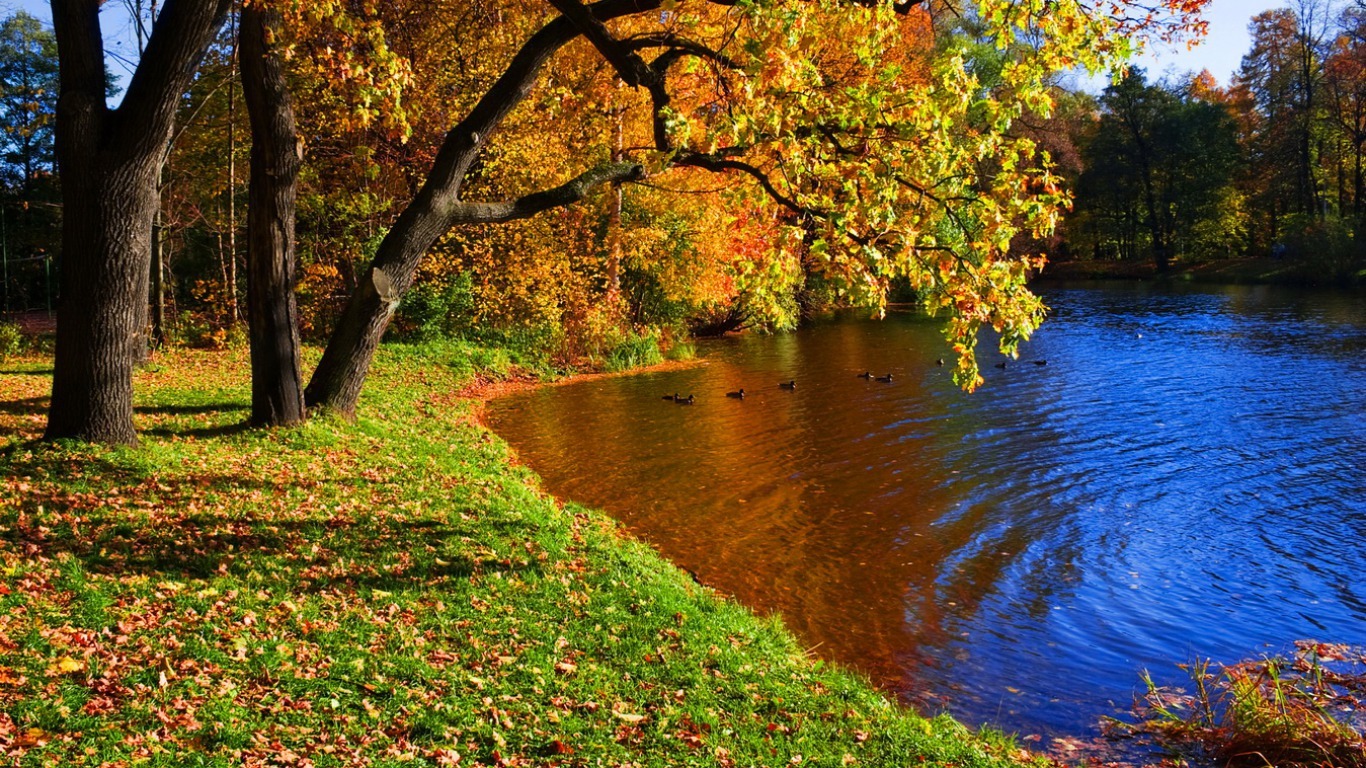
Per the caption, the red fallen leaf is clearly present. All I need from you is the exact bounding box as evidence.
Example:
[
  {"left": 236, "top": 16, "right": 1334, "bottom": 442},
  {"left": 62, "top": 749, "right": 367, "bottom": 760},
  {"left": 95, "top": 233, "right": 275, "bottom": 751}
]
[
  {"left": 0, "top": 584, "right": 10, "bottom": 596},
  {"left": 550, "top": 740, "right": 574, "bottom": 755}
]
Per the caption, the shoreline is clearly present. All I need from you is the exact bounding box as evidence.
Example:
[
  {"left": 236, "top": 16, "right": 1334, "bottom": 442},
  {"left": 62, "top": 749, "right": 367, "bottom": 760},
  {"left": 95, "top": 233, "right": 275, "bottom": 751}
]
[
  {"left": 0, "top": 345, "right": 1036, "bottom": 767},
  {"left": 458, "top": 356, "right": 710, "bottom": 427},
  {"left": 1036, "top": 257, "right": 1366, "bottom": 288}
]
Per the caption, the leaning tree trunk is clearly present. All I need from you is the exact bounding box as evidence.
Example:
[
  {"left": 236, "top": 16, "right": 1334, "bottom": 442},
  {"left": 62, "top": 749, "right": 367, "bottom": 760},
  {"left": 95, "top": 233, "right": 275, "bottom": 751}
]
[
  {"left": 304, "top": 1, "right": 649, "bottom": 417},
  {"left": 46, "top": 0, "right": 232, "bottom": 444},
  {"left": 240, "top": 5, "right": 305, "bottom": 427}
]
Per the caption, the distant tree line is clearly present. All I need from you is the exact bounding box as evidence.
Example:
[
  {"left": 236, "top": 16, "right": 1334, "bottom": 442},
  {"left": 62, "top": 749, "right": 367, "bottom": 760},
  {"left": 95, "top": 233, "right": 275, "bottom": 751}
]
[{"left": 1066, "top": 0, "right": 1366, "bottom": 281}]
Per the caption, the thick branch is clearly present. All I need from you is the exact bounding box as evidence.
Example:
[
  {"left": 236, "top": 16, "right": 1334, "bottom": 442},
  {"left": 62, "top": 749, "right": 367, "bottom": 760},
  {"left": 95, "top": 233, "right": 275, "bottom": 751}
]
[
  {"left": 112, "top": 0, "right": 234, "bottom": 159},
  {"left": 625, "top": 33, "right": 746, "bottom": 71},
  {"left": 545, "top": 0, "right": 657, "bottom": 86},
  {"left": 451, "top": 162, "right": 646, "bottom": 224}
]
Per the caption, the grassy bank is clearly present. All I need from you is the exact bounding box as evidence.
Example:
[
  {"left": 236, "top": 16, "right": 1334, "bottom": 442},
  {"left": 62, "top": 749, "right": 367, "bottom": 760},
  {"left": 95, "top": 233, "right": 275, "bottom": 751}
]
[{"left": 0, "top": 343, "right": 1035, "bottom": 767}]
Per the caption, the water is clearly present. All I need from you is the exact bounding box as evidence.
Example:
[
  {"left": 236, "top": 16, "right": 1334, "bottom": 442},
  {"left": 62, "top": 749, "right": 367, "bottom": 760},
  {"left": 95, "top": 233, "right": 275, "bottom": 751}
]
[{"left": 486, "top": 282, "right": 1366, "bottom": 738}]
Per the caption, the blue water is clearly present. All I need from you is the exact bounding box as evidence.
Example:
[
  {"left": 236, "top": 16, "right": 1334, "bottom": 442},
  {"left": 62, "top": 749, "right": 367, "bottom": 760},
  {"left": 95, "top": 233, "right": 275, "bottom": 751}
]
[{"left": 488, "top": 282, "right": 1366, "bottom": 739}]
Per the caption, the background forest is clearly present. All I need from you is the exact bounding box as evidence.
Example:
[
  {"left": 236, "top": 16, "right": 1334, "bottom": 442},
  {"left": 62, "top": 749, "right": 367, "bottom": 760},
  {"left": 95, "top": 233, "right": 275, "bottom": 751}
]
[{"left": 1, "top": 0, "right": 1362, "bottom": 370}]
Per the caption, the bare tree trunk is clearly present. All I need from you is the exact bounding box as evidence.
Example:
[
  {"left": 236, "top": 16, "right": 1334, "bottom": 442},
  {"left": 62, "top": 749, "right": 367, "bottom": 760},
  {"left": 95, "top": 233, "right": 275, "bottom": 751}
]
[
  {"left": 47, "top": 0, "right": 232, "bottom": 444},
  {"left": 606, "top": 91, "right": 624, "bottom": 299},
  {"left": 240, "top": 4, "right": 304, "bottom": 426},
  {"left": 226, "top": 7, "right": 239, "bottom": 326},
  {"left": 151, "top": 216, "right": 166, "bottom": 347}
]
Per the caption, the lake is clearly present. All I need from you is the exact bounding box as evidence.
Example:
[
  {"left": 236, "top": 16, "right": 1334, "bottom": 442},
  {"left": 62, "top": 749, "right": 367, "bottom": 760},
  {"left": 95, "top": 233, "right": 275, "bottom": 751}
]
[{"left": 486, "top": 282, "right": 1366, "bottom": 739}]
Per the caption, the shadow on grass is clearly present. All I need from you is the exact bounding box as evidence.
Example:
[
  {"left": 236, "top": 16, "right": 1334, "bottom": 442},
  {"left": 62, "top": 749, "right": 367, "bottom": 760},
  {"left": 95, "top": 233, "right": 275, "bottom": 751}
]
[
  {"left": 1, "top": 446, "right": 542, "bottom": 590},
  {"left": 135, "top": 402, "right": 248, "bottom": 416},
  {"left": 0, "top": 368, "right": 53, "bottom": 376},
  {"left": 0, "top": 396, "right": 48, "bottom": 417},
  {"left": 2, "top": 511, "right": 537, "bottom": 591},
  {"left": 143, "top": 421, "right": 253, "bottom": 439}
]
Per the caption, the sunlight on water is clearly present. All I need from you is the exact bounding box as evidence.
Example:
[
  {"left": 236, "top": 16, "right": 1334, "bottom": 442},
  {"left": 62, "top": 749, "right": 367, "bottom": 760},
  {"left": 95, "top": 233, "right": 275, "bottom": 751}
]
[{"left": 487, "top": 282, "right": 1366, "bottom": 737}]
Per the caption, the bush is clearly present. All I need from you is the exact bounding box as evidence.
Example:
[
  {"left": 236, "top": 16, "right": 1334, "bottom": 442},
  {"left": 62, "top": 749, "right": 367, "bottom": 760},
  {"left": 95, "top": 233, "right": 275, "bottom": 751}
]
[
  {"left": 1281, "top": 216, "right": 1363, "bottom": 285},
  {"left": 0, "top": 322, "right": 24, "bottom": 360},
  {"left": 394, "top": 272, "right": 476, "bottom": 341},
  {"left": 602, "top": 329, "right": 663, "bottom": 372}
]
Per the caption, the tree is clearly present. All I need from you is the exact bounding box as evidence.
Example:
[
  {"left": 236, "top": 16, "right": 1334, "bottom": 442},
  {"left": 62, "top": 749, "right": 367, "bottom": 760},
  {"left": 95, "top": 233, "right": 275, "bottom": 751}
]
[
  {"left": 1075, "top": 69, "right": 1242, "bottom": 270},
  {"left": 45, "top": 0, "right": 232, "bottom": 444},
  {"left": 0, "top": 12, "right": 62, "bottom": 317},
  {"left": 240, "top": 3, "right": 305, "bottom": 426},
  {"left": 300, "top": 0, "right": 1209, "bottom": 414},
  {"left": 0, "top": 12, "right": 59, "bottom": 191}
]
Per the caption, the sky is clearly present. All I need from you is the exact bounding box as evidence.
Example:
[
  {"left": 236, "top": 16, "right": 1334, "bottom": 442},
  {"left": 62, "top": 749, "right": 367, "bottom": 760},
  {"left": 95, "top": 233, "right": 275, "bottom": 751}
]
[
  {"left": 1129, "top": 0, "right": 1285, "bottom": 85},
  {"left": 0, "top": 0, "right": 1290, "bottom": 87}
]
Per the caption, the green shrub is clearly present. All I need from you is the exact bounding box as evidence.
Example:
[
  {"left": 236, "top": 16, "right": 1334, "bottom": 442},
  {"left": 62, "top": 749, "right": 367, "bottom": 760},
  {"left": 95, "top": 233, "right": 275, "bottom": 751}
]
[
  {"left": 0, "top": 322, "right": 24, "bottom": 360},
  {"left": 395, "top": 272, "right": 476, "bottom": 341},
  {"left": 602, "top": 329, "right": 663, "bottom": 372}
]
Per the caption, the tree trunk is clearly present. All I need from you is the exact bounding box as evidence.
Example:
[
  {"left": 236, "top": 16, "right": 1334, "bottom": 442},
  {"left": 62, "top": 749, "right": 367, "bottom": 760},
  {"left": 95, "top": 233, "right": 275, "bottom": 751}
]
[
  {"left": 305, "top": 1, "right": 651, "bottom": 417},
  {"left": 47, "top": 164, "right": 157, "bottom": 444},
  {"left": 151, "top": 216, "right": 166, "bottom": 348},
  {"left": 46, "top": 0, "right": 232, "bottom": 444},
  {"left": 240, "top": 4, "right": 305, "bottom": 427},
  {"left": 226, "top": 9, "right": 239, "bottom": 326}
]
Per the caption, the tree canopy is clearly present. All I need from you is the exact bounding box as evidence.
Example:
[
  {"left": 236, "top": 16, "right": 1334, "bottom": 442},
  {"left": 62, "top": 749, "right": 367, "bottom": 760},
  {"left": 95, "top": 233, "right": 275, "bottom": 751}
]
[{"left": 15, "top": 0, "right": 1212, "bottom": 442}]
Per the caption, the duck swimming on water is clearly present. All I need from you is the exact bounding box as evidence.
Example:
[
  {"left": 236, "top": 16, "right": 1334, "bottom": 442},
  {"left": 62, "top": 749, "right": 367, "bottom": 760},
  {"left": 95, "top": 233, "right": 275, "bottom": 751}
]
[
  {"left": 779, "top": 380, "right": 797, "bottom": 390},
  {"left": 675, "top": 394, "right": 696, "bottom": 405},
  {"left": 662, "top": 393, "right": 680, "bottom": 401},
  {"left": 858, "top": 371, "right": 874, "bottom": 379},
  {"left": 875, "top": 373, "right": 894, "bottom": 382},
  {"left": 726, "top": 388, "right": 746, "bottom": 399}
]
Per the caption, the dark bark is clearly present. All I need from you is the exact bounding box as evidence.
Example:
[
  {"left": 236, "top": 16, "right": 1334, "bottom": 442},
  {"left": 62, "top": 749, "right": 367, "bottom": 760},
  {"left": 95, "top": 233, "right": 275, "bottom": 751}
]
[
  {"left": 46, "top": 0, "right": 232, "bottom": 444},
  {"left": 151, "top": 218, "right": 166, "bottom": 348},
  {"left": 304, "top": 0, "right": 653, "bottom": 416},
  {"left": 240, "top": 5, "right": 305, "bottom": 427},
  {"left": 305, "top": 0, "right": 928, "bottom": 417}
]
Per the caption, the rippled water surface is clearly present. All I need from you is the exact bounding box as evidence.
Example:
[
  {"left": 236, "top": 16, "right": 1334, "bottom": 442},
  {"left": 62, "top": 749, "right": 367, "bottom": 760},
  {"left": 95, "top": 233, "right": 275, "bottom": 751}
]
[{"left": 487, "top": 283, "right": 1366, "bottom": 737}]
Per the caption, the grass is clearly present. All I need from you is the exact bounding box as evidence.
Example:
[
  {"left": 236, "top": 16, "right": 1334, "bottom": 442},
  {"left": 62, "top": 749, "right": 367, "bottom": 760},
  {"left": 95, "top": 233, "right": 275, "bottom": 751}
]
[
  {"left": 1119, "top": 642, "right": 1366, "bottom": 767},
  {"left": 0, "top": 342, "right": 1037, "bottom": 767}
]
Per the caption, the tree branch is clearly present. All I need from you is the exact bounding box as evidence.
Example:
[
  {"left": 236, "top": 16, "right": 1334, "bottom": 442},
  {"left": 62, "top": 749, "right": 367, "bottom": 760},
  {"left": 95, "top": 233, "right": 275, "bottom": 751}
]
[
  {"left": 545, "top": 0, "right": 658, "bottom": 86},
  {"left": 451, "top": 161, "right": 645, "bottom": 224},
  {"left": 111, "top": 0, "right": 234, "bottom": 159}
]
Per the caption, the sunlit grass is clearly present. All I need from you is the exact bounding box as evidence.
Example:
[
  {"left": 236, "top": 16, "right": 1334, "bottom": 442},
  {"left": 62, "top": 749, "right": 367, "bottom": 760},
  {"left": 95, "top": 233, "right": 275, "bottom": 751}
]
[{"left": 1, "top": 342, "right": 1038, "bottom": 767}]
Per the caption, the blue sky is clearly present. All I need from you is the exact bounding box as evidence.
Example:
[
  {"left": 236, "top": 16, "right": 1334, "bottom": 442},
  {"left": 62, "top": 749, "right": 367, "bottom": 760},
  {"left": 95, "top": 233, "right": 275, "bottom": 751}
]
[
  {"left": 1131, "top": 0, "right": 1285, "bottom": 84},
  {"left": 0, "top": 0, "right": 1287, "bottom": 86}
]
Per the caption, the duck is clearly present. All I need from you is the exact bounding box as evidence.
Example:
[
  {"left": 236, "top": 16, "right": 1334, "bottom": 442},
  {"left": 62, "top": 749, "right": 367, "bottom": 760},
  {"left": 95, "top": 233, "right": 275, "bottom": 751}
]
[
  {"left": 994, "top": 362, "right": 1008, "bottom": 369},
  {"left": 936, "top": 359, "right": 945, "bottom": 367},
  {"left": 726, "top": 388, "right": 746, "bottom": 399},
  {"left": 675, "top": 394, "right": 696, "bottom": 405},
  {"left": 779, "top": 380, "right": 797, "bottom": 390},
  {"left": 875, "top": 373, "right": 894, "bottom": 383},
  {"left": 858, "top": 371, "right": 874, "bottom": 379},
  {"left": 1033, "top": 359, "right": 1048, "bottom": 366},
  {"left": 662, "top": 393, "right": 680, "bottom": 401}
]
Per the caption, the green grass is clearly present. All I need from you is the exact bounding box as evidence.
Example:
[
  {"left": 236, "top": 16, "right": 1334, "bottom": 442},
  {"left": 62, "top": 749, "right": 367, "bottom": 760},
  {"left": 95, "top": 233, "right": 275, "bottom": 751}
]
[{"left": 0, "top": 343, "right": 1037, "bottom": 767}]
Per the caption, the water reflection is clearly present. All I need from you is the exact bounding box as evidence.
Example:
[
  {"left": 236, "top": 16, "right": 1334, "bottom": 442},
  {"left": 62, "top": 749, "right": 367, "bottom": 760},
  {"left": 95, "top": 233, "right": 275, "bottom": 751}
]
[{"left": 487, "top": 283, "right": 1366, "bottom": 737}]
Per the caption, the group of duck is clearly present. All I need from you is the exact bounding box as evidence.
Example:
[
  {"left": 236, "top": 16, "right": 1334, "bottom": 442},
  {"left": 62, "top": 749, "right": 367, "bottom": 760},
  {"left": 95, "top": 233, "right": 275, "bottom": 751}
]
[{"left": 660, "top": 356, "right": 1046, "bottom": 405}]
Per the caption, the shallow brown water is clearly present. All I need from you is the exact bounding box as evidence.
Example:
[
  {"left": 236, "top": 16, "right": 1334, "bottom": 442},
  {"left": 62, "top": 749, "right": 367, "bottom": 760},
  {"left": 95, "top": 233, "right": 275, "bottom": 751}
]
[{"left": 487, "top": 282, "right": 1366, "bottom": 738}]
